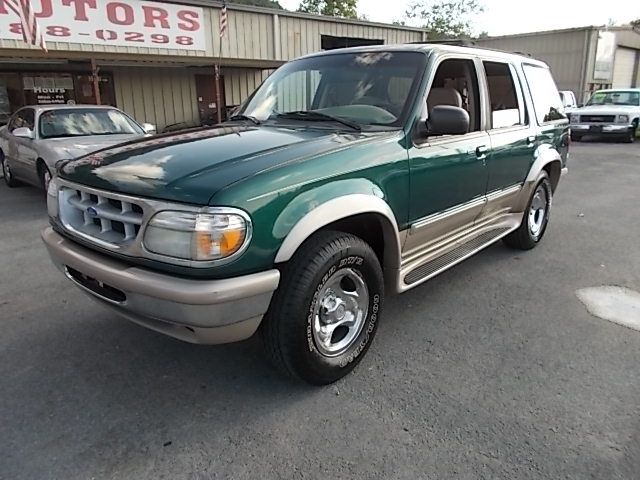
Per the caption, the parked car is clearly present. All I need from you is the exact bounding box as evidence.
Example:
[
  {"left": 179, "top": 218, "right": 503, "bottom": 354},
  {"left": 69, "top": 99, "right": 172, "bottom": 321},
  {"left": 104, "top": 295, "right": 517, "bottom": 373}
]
[
  {"left": 0, "top": 105, "right": 155, "bottom": 190},
  {"left": 569, "top": 89, "right": 640, "bottom": 142},
  {"left": 42, "top": 45, "right": 569, "bottom": 384},
  {"left": 559, "top": 90, "right": 577, "bottom": 110}
]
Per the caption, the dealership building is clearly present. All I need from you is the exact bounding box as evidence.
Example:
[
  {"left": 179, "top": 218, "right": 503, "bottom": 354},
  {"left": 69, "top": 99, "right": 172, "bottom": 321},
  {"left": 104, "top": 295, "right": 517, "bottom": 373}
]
[
  {"left": 477, "top": 26, "right": 640, "bottom": 103},
  {"left": 0, "top": 0, "right": 426, "bottom": 130}
]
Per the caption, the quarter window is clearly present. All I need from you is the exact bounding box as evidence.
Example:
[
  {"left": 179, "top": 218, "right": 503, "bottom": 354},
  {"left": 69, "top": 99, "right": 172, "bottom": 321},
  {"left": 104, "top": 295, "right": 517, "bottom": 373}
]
[
  {"left": 484, "top": 61, "right": 525, "bottom": 129},
  {"left": 522, "top": 64, "right": 566, "bottom": 124}
]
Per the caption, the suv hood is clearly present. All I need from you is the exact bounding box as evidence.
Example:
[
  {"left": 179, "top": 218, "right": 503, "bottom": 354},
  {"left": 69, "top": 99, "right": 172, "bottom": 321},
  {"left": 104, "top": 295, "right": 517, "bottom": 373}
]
[
  {"left": 576, "top": 105, "right": 638, "bottom": 115},
  {"left": 59, "top": 125, "right": 380, "bottom": 205}
]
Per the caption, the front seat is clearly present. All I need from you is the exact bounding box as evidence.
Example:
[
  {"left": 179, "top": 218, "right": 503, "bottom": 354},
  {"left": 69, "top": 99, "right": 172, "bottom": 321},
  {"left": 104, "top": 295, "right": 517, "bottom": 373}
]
[{"left": 427, "top": 87, "right": 462, "bottom": 112}]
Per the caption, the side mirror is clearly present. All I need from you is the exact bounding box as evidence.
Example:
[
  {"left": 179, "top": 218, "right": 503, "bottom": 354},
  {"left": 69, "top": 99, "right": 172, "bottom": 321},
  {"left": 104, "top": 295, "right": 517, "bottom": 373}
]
[
  {"left": 12, "top": 127, "right": 34, "bottom": 139},
  {"left": 141, "top": 123, "right": 156, "bottom": 134},
  {"left": 427, "top": 106, "right": 469, "bottom": 136}
]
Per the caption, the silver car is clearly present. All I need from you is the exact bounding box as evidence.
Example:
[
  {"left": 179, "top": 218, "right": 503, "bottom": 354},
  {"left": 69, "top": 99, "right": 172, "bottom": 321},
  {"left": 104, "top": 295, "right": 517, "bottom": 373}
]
[{"left": 0, "top": 105, "right": 155, "bottom": 190}]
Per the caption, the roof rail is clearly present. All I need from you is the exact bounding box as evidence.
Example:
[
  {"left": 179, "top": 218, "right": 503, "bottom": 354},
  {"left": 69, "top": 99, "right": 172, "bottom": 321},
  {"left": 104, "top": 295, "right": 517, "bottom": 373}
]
[{"left": 407, "top": 39, "right": 477, "bottom": 46}]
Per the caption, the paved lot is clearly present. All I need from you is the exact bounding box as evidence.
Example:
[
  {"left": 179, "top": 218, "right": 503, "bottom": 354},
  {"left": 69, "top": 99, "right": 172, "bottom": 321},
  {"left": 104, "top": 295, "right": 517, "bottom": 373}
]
[{"left": 1, "top": 142, "right": 639, "bottom": 480}]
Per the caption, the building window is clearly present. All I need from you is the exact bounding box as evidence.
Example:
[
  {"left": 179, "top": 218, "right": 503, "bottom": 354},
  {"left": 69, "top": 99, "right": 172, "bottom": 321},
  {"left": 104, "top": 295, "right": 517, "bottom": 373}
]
[
  {"left": 22, "top": 74, "right": 75, "bottom": 106},
  {"left": 321, "top": 35, "right": 383, "bottom": 51}
]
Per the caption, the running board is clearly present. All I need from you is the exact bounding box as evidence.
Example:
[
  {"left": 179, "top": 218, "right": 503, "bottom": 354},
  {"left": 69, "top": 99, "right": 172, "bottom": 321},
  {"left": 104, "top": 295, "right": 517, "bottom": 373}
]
[{"left": 402, "top": 226, "right": 514, "bottom": 287}]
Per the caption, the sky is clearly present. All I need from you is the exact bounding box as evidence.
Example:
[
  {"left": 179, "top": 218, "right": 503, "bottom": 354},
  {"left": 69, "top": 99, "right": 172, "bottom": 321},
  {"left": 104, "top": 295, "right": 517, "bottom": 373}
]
[{"left": 279, "top": 0, "right": 640, "bottom": 36}]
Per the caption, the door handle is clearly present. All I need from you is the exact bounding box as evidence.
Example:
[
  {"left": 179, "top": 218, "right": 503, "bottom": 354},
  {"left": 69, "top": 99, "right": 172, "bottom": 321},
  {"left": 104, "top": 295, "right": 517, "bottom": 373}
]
[{"left": 475, "top": 145, "right": 489, "bottom": 157}]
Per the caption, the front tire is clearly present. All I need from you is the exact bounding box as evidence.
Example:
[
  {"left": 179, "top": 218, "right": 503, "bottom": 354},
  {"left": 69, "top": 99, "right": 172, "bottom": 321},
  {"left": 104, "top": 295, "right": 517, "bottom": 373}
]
[
  {"left": 503, "top": 172, "right": 552, "bottom": 250},
  {"left": 623, "top": 124, "right": 637, "bottom": 143},
  {"left": 1, "top": 153, "right": 20, "bottom": 188},
  {"left": 262, "top": 231, "right": 384, "bottom": 385},
  {"left": 38, "top": 162, "right": 52, "bottom": 192}
]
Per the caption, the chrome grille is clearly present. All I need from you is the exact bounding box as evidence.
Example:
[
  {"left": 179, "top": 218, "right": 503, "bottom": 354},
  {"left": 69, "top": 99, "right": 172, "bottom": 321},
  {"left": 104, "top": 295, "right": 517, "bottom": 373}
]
[
  {"left": 581, "top": 115, "right": 615, "bottom": 123},
  {"left": 58, "top": 185, "right": 144, "bottom": 247}
]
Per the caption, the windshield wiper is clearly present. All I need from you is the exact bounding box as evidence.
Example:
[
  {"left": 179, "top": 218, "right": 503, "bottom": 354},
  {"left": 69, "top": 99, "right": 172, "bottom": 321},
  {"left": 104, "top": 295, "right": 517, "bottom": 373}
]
[
  {"left": 276, "top": 111, "right": 361, "bottom": 131},
  {"left": 227, "top": 114, "right": 261, "bottom": 125}
]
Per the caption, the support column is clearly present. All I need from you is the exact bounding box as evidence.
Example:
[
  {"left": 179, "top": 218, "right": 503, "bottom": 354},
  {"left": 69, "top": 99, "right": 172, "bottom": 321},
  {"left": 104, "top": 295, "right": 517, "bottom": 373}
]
[{"left": 91, "top": 58, "right": 101, "bottom": 105}]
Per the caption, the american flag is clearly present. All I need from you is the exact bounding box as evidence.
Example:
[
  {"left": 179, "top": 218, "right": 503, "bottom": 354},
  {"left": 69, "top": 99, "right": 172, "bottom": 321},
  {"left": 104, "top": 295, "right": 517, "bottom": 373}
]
[
  {"left": 219, "top": 1, "right": 228, "bottom": 38},
  {"left": 6, "top": 0, "right": 47, "bottom": 52}
]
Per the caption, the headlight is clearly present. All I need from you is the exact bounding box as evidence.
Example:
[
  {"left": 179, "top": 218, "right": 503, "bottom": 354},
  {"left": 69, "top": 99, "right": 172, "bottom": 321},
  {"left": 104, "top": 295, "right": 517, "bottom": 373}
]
[
  {"left": 143, "top": 210, "right": 250, "bottom": 262},
  {"left": 618, "top": 115, "right": 629, "bottom": 124}
]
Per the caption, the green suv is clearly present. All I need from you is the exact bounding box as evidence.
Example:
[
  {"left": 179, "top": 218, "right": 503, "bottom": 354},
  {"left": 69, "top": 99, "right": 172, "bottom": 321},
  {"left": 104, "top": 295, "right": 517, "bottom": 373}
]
[{"left": 43, "top": 45, "right": 569, "bottom": 384}]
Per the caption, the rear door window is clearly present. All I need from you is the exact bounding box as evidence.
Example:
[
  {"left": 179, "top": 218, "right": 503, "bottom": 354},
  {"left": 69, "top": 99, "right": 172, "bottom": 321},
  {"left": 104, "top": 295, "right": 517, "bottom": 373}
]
[
  {"left": 522, "top": 64, "right": 566, "bottom": 124},
  {"left": 483, "top": 61, "right": 526, "bottom": 129}
]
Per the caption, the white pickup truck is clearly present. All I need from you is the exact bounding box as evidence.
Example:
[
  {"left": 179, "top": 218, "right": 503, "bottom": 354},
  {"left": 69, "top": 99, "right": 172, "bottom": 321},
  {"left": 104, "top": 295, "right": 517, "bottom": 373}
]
[{"left": 569, "top": 88, "right": 640, "bottom": 143}]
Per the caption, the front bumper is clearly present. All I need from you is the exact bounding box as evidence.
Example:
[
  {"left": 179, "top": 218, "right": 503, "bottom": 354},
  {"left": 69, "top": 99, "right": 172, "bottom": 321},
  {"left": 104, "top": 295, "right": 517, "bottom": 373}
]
[
  {"left": 42, "top": 227, "right": 280, "bottom": 344},
  {"left": 571, "top": 123, "right": 632, "bottom": 134}
]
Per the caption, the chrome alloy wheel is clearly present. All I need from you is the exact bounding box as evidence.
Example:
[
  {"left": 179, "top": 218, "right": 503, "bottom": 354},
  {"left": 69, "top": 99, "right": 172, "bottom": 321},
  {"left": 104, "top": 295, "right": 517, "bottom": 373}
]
[
  {"left": 312, "top": 268, "right": 369, "bottom": 357},
  {"left": 528, "top": 184, "right": 549, "bottom": 238}
]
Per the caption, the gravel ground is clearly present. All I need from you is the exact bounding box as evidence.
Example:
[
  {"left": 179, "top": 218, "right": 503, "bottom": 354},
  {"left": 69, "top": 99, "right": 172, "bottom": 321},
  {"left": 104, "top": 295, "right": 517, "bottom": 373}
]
[{"left": 1, "top": 141, "right": 639, "bottom": 479}]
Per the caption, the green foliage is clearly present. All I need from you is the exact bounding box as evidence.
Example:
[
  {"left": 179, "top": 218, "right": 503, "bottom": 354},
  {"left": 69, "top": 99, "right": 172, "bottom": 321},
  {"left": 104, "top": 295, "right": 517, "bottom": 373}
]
[
  {"left": 632, "top": 18, "right": 640, "bottom": 32},
  {"left": 406, "top": 0, "right": 484, "bottom": 39},
  {"left": 298, "top": 0, "right": 358, "bottom": 19},
  {"left": 230, "top": 0, "right": 284, "bottom": 9}
]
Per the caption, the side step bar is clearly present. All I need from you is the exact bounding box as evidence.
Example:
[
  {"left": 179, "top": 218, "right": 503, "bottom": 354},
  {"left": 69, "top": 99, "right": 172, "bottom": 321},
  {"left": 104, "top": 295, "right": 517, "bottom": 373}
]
[{"left": 403, "top": 227, "right": 512, "bottom": 286}]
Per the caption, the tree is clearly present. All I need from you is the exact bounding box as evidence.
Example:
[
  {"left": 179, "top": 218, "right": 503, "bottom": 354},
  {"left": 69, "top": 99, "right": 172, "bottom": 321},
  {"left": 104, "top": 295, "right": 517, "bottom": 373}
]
[
  {"left": 230, "top": 0, "right": 284, "bottom": 9},
  {"left": 632, "top": 18, "right": 640, "bottom": 33},
  {"left": 298, "top": 0, "right": 358, "bottom": 19},
  {"left": 405, "top": 0, "right": 484, "bottom": 39}
]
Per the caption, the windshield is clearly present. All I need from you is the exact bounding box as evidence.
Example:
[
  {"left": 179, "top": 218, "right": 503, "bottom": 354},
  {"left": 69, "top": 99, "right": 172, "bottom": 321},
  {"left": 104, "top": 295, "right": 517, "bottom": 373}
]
[
  {"left": 586, "top": 91, "right": 640, "bottom": 107},
  {"left": 39, "top": 108, "right": 143, "bottom": 139},
  {"left": 238, "top": 51, "right": 427, "bottom": 129}
]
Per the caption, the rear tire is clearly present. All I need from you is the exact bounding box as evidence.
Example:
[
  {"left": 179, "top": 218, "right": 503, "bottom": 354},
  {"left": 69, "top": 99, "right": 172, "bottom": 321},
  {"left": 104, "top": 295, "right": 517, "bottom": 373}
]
[
  {"left": 503, "top": 172, "right": 552, "bottom": 250},
  {"left": 262, "top": 230, "right": 384, "bottom": 385},
  {"left": 1, "top": 152, "right": 20, "bottom": 188}
]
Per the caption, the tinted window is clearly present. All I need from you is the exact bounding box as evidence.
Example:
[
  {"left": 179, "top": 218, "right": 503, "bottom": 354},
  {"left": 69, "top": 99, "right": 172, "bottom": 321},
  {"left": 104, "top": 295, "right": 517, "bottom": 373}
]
[
  {"left": 522, "top": 64, "right": 565, "bottom": 124},
  {"left": 484, "top": 61, "right": 525, "bottom": 129}
]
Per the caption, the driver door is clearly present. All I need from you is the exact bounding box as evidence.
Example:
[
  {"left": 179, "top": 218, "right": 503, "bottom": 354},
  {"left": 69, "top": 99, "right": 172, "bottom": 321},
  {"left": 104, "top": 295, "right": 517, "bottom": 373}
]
[
  {"left": 404, "top": 57, "right": 489, "bottom": 254},
  {"left": 8, "top": 108, "right": 38, "bottom": 183}
]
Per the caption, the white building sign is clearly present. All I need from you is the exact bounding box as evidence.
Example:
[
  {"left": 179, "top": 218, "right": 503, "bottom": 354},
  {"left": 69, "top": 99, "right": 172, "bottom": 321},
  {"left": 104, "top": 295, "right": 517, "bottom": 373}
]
[{"left": 0, "top": 0, "right": 206, "bottom": 51}]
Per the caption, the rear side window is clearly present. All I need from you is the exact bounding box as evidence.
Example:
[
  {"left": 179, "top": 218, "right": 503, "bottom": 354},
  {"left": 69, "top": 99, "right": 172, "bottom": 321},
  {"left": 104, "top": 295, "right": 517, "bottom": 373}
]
[
  {"left": 522, "top": 64, "right": 566, "bottom": 124},
  {"left": 483, "top": 61, "right": 525, "bottom": 129}
]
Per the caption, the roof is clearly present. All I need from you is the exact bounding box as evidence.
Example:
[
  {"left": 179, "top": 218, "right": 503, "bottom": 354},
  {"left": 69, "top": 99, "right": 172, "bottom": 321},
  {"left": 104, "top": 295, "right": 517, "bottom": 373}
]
[
  {"left": 298, "top": 43, "right": 549, "bottom": 67},
  {"left": 24, "top": 104, "right": 122, "bottom": 113}
]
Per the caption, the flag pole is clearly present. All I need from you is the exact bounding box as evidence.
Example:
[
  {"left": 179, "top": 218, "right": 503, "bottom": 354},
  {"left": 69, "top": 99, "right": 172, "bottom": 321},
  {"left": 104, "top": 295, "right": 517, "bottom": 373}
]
[{"left": 215, "top": 1, "right": 226, "bottom": 125}]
